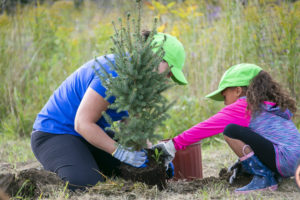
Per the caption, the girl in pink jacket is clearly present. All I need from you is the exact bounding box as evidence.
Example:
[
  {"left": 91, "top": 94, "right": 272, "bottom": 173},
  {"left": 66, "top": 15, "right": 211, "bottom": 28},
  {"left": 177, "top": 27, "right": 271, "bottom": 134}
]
[{"left": 155, "top": 63, "right": 300, "bottom": 193}]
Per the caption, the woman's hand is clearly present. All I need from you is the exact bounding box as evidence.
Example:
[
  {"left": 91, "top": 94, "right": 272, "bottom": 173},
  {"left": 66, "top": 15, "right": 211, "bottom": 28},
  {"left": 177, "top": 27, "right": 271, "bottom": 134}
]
[{"left": 112, "top": 144, "right": 148, "bottom": 168}]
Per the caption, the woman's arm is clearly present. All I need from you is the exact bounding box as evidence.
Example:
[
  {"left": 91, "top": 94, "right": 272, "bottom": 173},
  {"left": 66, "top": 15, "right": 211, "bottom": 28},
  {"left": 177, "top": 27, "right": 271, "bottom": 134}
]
[{"left": 74, "top": 87, "right": 117, "bottom": 154}]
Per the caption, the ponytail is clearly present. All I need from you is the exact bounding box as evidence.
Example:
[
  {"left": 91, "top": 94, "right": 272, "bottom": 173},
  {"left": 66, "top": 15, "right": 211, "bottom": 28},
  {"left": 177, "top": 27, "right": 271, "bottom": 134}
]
[{"left": 246, "top": 70, "right": 297, "bottom": 115}]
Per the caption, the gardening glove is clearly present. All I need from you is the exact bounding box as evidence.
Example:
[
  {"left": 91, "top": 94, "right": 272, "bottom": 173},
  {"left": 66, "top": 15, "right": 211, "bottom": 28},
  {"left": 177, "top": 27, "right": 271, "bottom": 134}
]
[
  {"left": 166, "top": 162, "right": 175, "bottom": 179},
  {"left": 227, "top": 159, "right": 242, "bottom": 184},
  {"left": 112, "top": 144, "right": 147, "bottom": 168},
  {"left": 152, "top": 140, "right": 176, "bottom": 168}
]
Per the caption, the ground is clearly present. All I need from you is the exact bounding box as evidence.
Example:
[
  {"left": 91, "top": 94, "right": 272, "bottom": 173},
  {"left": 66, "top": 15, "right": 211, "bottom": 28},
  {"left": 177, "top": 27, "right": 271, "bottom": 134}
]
[{"left": 0, "top": 138, "right": 299, "bottom": 199}]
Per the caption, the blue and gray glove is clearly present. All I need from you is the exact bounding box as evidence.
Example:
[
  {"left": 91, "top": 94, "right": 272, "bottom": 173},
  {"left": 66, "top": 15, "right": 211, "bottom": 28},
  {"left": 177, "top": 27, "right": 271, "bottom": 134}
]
[
  {"left": 152, "top": 140, "right": 176, "bottom": 168},
  {"left": 112, "top": 144, "right": 147, "bottom": 168}
]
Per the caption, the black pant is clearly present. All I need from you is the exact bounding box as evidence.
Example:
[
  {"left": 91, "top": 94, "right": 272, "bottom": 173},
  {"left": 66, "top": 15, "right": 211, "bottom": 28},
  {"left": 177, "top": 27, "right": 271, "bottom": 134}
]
[
  {"left": 31, "top": 131, "right": 121, "bottom": 191},
  {"left": 223, "top": 124, "right": 278, "bottom": 173}
]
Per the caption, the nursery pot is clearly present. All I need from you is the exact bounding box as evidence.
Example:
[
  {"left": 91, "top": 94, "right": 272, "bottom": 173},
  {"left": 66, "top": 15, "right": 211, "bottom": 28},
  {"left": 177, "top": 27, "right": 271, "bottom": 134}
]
[{"left": 161, "top": 140, "right": 203, "bottom": 180}]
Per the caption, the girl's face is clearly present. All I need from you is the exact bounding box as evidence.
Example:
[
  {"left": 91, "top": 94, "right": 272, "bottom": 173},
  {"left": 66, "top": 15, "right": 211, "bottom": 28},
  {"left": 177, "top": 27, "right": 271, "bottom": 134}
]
[
  {"left": 158, "top": 61, "right": 173, "bottom": 78},
  {"left": 221, "top": 87, "right": 243, "bottom": 105}
]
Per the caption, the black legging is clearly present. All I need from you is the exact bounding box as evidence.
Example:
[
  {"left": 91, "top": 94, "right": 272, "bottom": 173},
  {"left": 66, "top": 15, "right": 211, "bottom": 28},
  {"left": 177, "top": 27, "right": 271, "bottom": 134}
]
[
  {"left": 223, "top": 124, "right": 278, "bottom": 173},
  {"left": 31, "top": 130, "right": 121, "bottom": 191}
]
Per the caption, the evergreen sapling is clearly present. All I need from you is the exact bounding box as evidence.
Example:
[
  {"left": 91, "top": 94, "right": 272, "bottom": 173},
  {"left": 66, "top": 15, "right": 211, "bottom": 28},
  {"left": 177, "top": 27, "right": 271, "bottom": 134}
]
[{"left": 96, "top": 8, "right": 174, "bottom": 151}]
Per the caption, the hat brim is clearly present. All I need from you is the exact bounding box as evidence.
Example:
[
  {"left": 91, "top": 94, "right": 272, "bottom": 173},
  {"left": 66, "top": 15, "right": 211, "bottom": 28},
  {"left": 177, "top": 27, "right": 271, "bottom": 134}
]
[
  {"left": 171, "top": 67, "right": 188, "bottom": 85},
  {"left": 205, "top": 87, "right": 226, "bottom": 101}
]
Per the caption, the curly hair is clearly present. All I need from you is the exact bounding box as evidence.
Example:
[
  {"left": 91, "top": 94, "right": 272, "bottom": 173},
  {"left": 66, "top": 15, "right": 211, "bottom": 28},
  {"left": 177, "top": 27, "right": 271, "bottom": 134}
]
[{"left": 246, "top": 70, "right": 297, "bottom": 115}]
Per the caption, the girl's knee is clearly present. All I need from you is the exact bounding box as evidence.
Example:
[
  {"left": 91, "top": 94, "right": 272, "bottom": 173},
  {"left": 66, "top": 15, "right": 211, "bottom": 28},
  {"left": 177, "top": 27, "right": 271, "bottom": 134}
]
[{"left": 223, "top": 124, "right": 242, "bottom": 138}]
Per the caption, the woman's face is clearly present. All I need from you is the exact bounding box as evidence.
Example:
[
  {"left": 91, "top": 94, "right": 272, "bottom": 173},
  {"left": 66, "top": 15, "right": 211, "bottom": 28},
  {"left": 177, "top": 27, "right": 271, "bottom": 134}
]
[
  {"left": 158, "top": 61, "right": 173, "bottom": 78},
  {"left": 221, "top": 87, "right": 242, "bottom": 105}
]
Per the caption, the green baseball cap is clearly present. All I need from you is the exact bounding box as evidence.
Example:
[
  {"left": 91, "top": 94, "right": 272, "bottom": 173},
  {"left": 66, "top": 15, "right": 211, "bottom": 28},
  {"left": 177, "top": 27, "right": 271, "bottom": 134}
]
[
  {"left": 205, "top": 63, "right": 262, "bottom": 101},
  {"left": 152, "top": 33, "right": 187, "bottom": 85}
]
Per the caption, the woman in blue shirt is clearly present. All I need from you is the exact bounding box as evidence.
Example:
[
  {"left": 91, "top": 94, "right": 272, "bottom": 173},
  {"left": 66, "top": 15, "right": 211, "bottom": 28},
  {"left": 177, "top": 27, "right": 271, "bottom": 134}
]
[{"left": 31, "top": 31, "right": 187, "bottom": 190}]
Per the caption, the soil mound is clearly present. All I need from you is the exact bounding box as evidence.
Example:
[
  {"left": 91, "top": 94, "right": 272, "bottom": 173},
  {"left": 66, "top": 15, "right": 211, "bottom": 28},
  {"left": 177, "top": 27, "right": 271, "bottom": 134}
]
[
  {"left": 0, "top": 162, "right": 63, "bottom": 199},
  {"left": 0, "top": 161, "right": 254, "bottom": 199},
  {"left": 166, "top": 167, "right": 253, "bottom": 194},
  {"left": 219, "top": 167, "right": 253, "bottom": 187}
]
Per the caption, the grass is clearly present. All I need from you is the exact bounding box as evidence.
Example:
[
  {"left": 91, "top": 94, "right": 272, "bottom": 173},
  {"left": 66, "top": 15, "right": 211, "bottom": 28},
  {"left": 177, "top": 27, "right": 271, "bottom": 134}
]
[
  {"left": 0, "top": 0, "right": 299, "bottom": 138},
  {"left": 0, "top": 135, "right": 35, "bottom": 165}
]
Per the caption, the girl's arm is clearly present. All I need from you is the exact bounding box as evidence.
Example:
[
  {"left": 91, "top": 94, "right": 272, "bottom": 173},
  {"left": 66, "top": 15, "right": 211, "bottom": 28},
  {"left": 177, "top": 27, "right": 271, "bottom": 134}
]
[
  {"left": 74, "top": 87, "right": 117, "bottom": 154},
  {"left": 173, "top": 99, "right": 251, "bottom": 150}
]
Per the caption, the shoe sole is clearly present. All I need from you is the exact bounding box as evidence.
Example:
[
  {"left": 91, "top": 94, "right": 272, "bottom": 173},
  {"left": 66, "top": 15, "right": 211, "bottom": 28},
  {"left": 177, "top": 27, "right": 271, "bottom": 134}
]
[{"left": 235, "top": 184, "right": 278, "bottom": 194}]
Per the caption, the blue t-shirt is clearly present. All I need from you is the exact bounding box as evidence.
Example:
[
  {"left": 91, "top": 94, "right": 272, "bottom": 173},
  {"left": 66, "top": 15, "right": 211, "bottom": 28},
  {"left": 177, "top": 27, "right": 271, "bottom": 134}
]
[{"left": 33, "top": 54, "right": 128, "bottom": 136}]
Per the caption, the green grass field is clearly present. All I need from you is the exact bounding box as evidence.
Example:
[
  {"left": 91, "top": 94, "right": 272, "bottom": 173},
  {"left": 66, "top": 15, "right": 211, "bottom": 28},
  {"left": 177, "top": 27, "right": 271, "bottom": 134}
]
[{"left": 0, "top": 0, "right": 299, "bottom": 138}]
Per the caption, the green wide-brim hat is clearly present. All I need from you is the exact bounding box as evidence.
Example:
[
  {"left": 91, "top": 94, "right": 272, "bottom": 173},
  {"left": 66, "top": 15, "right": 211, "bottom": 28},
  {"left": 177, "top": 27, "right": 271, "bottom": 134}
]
[
  {"left": 205, "top": 63, "right": 262, "bottom": 101},
  {"left": 152, "top": 33, "right": 188, "bottom": 85}
]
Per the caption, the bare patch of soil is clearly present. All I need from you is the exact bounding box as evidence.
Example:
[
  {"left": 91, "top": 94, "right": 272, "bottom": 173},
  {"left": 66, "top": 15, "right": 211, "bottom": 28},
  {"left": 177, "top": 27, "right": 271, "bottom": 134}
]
[
  {"left": 0, "top": 161, "right": 252, "bottom": 199},
  {"left": 2, "top": 161, "right": 294, "bottom": 200},
  {"left": 166, "top": 167, "right": 252, "bottom": 194},
  {"left": 218, "top": 167, "right": 253, "bottom": 187}
]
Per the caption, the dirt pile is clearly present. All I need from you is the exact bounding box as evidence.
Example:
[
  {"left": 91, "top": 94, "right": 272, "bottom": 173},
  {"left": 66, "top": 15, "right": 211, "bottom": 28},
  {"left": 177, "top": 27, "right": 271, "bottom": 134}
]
[
  {"left": 166, "top": 167, "right": 253, "bottom": 194},
  {"left": 219, "top": 167, "right": 253, "bottom": 187},
  {"left": 0, "top": 162, "right": 63, "bottom": 199},
  {"left": 0, "top": 161, "right": 255, "bottom": 199}
]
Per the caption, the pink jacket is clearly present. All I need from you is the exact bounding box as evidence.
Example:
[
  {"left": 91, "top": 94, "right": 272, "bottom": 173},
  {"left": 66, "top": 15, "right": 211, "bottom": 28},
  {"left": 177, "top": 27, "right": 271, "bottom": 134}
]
[{"left": 173, "top": 98, "right": 251, "bottom": 150}]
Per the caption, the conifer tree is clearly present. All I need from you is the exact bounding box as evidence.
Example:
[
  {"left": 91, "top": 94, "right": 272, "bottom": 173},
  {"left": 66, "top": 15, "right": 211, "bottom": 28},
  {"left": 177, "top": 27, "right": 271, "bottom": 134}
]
[{"left": 96, "top": 0, "right": 174, "bottom": 151}]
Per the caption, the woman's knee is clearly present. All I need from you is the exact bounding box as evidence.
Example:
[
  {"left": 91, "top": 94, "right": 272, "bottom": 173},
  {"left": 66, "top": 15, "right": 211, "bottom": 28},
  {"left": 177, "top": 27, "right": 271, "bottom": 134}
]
[
  {"left": 57, "top": 165, "right": 105, "bottom": 191},
  {"left": 223, "top": 124, "right": 242, "bottom": 138}
]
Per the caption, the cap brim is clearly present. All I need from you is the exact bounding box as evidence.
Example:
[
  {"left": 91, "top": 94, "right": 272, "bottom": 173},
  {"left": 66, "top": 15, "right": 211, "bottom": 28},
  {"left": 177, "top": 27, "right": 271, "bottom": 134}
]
[
  {"left": 171, "top": 67, "right": 188, "bottom": 85},
  {"left": 205, "top": 87, "right": 226, "bottom": 101}
]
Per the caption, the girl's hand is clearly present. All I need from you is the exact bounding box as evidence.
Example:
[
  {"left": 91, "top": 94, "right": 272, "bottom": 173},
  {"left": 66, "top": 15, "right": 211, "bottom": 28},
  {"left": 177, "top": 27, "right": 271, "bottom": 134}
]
[{"left": 152, "top": 140, "right": 176, "bottom": 168}]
